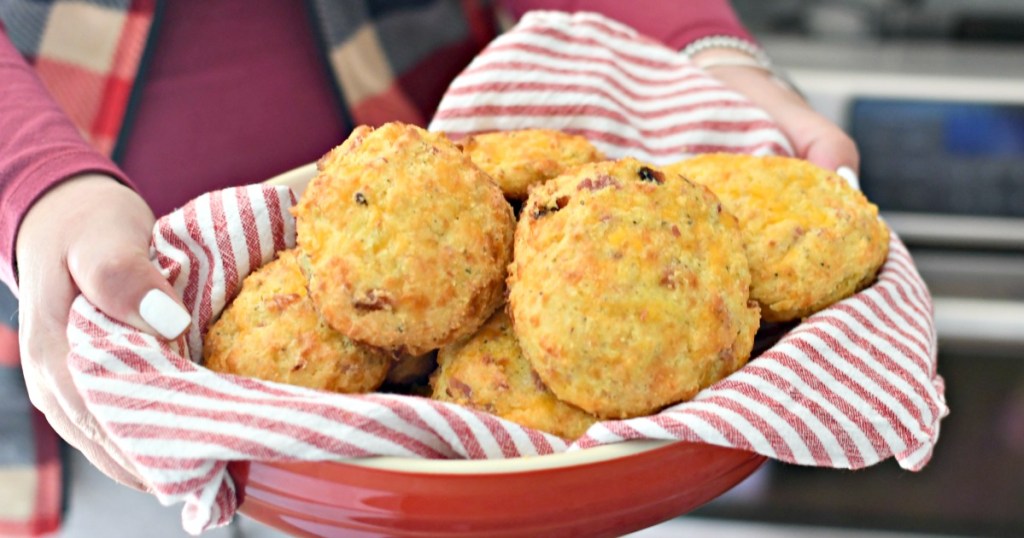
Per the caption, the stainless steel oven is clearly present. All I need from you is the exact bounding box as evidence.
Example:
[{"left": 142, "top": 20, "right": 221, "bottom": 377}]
[{"left": 690, "top": 38, "right": 1024, "bottom": 537}]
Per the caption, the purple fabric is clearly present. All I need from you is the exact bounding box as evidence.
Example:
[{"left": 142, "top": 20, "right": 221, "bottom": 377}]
[{"left": 118, "top": 1, "right": 348, "bottom": 218}]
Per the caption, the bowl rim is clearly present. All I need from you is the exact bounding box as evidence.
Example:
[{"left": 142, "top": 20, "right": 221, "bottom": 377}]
[
  {"left": 326, "top": 439, "right": 676, "bottom": 475},
  {"left": 266, "top": 161, "right": 318, "bottom": 198}
]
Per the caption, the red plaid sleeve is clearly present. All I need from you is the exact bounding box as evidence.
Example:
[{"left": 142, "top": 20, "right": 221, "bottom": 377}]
[
  {"left": 0, "top": 287, "right": 62, "bottom": 538},
  {"left": 6, "top": 0, "right": 158, "bottom": 156}
]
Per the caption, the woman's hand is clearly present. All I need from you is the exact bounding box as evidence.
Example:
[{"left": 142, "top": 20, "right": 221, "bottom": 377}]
[
  {"left": 15, "top": 174, "right": 191, "bottom": 490},
  {"left": 693, "top": 48, "right": 860, "bottom": 182}
]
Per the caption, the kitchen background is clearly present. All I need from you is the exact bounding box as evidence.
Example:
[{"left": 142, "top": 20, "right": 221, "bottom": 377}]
[
  {"left": 2, "top": 1, "right": 1020, "bottom": 537},
  {"left": 687, "top": 1, "right": 1024, "bottom": 537}
]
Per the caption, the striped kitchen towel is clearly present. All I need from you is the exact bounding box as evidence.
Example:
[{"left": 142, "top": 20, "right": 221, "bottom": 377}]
[
  {"left": 429, "top": 10, "right": 945, "bottom": 469},
  {"left": 430, "top": 11, "right": 794, "bottom": 162},
  {"left": 64, "top": 11, "right": 946, "bottom": 535}
]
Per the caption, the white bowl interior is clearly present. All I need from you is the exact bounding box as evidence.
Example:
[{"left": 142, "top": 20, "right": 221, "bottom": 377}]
[
  {"left": 340, "top": 439, "right": 673, "bottom": 474},
  {"left": 265, "top": 161, "right": 317, "bottom": 198}
]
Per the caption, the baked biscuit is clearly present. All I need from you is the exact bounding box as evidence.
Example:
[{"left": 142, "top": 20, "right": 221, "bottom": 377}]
[
  {"left": 203, "top": 249, "right": 390, "bottom": 393},
  {"left": 508, "top": 158, "right": 760, "bottom": 419},
  {"left": 432, "top": 310, "right": 597, "bottom": 440},
  {"left": 665, "top": 154, "right": 889, "bottom": 322},
  {"left": 293, "top": 122, "right": 515, "bottom": 355},
  {"left": 459, "top": 129, "right": 605, "bottom": 199}
]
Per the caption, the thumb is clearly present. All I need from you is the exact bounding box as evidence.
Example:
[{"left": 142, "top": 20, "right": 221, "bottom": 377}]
[
  {"left": 800, "top": 125, "right": 860, "bottom": 176},
  {"left": 692, "top": 59, "right": 860, "bottom": 175},
  {"left": 57, "top": 178, "right": 193, "bottom": 342},
  {"left": 800, "top": 129, "right": 861, "bottom": 190},
  {"left": 68, "top": 225, "right": 191, "bottom": 341},
  {"left": 59, "top": 177, "right": 192, "bottom": 341}
]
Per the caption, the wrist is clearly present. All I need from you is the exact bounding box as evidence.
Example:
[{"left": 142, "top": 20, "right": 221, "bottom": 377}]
[
  {"left": 17, "top": 174, "right": 150, "bottom": 263},
  {"left": 22, "top": 174, "right": 131, "bottom": 229},
  {"left": 695, "top": 52, "right": 793, "bottom": 94},
  {"left": 690, "top": 48, "right": 776, "bottom": 81},
  {"left": 683, "top": 37, "right": 801, "bottom": 98}
]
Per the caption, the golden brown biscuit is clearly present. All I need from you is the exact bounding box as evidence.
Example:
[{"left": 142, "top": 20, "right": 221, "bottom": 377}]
[
  {"left": 203, "top": 249, "right": 390, "bottom": 393},
  {"left": 508, "top": 158, "right": 760, "bottom": 419},
  {"left": 292, "top": 122, "right": 515, "bottom": 355},
  {"left": 432, "top": 310, "right": 597, "bottom": 440},
  {"left": 665, "top": 154, "right": 889, "bottom": 322},
  {"left": 459, "top": 129, "right": 605, "bottom": 199}
]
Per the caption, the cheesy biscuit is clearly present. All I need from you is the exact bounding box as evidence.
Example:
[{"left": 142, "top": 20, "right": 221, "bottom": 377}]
[
  {"left": 459, "top": 129, "right": 605, "bottom": 200},
  {"left": 432, "top": 310, "right": 597, "bottom": 440},
  {"left": 666, "top": 154, "right": 889, "bottom": 321},
  {"left": 203, "top": 249, "right": 390, "bottom": 393},
  {"left": 293, "top": 122, "right": 515, "bottom": 355},
  {"left": 508, "top": 158, "right": 759, "bottom": 419}
]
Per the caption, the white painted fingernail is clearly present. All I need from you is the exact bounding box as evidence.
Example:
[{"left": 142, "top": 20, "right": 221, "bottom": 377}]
[
  {"left": 139, "top": 289, "right": 191, "bottom": 340},
  {"left": 836, "top": 166, "right": 860, "bottom": 190}
]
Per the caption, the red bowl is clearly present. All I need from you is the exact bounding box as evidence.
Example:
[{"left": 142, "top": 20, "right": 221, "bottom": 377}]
[{"left": 230, "top": 440, "right": 765, "bottom": 538}]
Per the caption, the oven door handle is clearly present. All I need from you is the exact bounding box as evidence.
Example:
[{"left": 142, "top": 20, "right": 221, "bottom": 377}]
[
  {"left": 934, "top": 297, "right": 1024, "bottom": 348},
  {"left": 884, "top": 213, "right": 1024, "bottom": 251}
]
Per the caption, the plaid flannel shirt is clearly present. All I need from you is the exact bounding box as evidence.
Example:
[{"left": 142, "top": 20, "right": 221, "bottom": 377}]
[
  {"left": 0, "top": 1, "right": 496, "bottom": 535},
  {"left": 0, "top": 286, "right": 60, "bottom": 538},
  {"left": 1, "top": 0, "right": 496, "bottom": 156}
]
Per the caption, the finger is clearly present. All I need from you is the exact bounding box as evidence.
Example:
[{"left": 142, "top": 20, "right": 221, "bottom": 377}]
[
  {"left": 19, "top": 318, "right": 146, "bottom": 491},
  {"left": 42, "top": 176, "right": 192, "bottom": 341},
  {"left": 14, "top": 174, "right": 156, "bottom": 490},
  {"left": 34, "top": 386, "right": 147, "bottom": 491},
  {"left": 789, "top": 120, "right": 862, "bottom": 190},
  {"left": 799, "top": 124, "right": 860, "bottom": 175},
  {"left": 20, "top": 296, "right": 148, "bottom": 490},
  {"left": 696, "top": 64, "right": 861, "bottom": 176},
  {"left": 68, "top": 238, "right": 191, "bottom": 341}
]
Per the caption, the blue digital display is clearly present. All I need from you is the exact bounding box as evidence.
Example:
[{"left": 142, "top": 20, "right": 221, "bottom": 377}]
[
  {"left": 849, "top": 98, "right": 1024, "bottom": 216},
  {"left": 852, "top": 99, "right": 1024, "bottom": 157},
  {"left": 944, "top": 104, "right": 1024, "bottom": 156}
]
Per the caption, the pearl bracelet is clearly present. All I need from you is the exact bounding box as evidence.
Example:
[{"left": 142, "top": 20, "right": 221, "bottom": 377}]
[
  {"left": 680, "top": 35, "right": 774, "bottom": 70},
  {"left": 681, "top": 35, "right": 800, "bottom": 95}
]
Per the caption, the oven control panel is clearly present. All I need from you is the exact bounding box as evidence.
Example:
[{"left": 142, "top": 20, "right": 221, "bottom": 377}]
[{"left": 852, "top": 98, "right": 1024, "bottom": 217}]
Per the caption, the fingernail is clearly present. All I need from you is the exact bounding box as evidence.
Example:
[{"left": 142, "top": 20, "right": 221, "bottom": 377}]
[
  {"left": 139, "top": 289, "right": 191, "bottom": 340},
  {"left": 836, "top": 166, "right": 860, "bottom": 189}
]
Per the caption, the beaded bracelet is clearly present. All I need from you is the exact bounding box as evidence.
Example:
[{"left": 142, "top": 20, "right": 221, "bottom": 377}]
[
  {"left": 681, "top": 35, "right": 800, "bottom": 95},
  {"left": 680, "top": 35, "right": 774, "bottom": 69}
]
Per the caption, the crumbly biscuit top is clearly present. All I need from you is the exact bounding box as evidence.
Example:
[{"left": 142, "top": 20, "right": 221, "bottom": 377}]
[{"left": 509, "top": 158, "right": 759, "bottom": 418}]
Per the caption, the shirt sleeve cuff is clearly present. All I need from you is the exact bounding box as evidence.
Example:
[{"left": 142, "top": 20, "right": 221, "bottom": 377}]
[{"left": 0, "top": 150, "right": 132, "bottom": 294}]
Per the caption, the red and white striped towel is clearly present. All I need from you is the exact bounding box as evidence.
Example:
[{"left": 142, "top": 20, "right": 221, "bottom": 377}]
[
  {"left": 430, "top": 10, "right": 945, "bottom": 469},
  {"left": 66, "top": 11, "right": 946, "bottom": 535}
]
